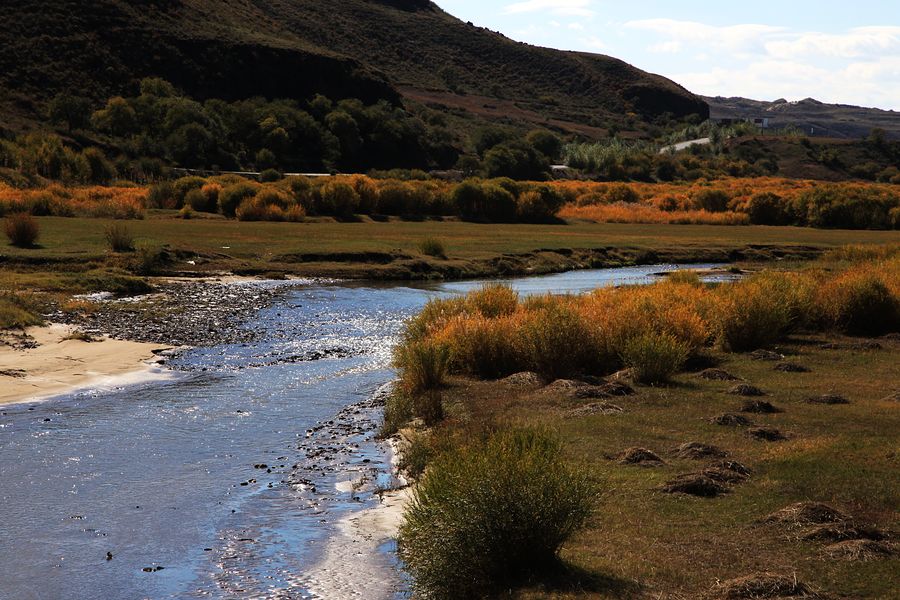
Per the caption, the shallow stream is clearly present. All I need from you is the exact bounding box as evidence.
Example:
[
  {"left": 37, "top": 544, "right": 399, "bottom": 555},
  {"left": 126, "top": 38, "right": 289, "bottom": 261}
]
[{"left": 0, "top": 264, "right": 727, "bottom": 600}]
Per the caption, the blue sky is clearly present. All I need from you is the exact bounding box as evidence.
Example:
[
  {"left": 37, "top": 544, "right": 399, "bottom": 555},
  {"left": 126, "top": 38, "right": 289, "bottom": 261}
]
[{"left": 436, "top": 1, "right": 900, "bottom": 110}]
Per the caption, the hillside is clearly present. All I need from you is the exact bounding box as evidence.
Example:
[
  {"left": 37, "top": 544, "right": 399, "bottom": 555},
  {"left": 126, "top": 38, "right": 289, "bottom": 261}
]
[
  {"left": 0, "top": 0, "right": 707, "bottom": 135},
  {"left": 706, "top": 96, "right": 900, "bottom": 139}
]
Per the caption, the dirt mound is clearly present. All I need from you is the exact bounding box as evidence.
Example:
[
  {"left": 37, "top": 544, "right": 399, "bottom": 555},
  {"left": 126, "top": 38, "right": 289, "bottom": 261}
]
[
  {"left": 729, "top": 384, "right": 767, "bottom": 397},
  {"left": 715, "top": 573, "right": 821, "bottom": 599},
  {"left": 672, "top": 442, "right": 728, "bottom": 459},
  {"left": 747, "top": 426, "right": 787, "bottom": 441},
  {"left": 775, "top": 362, "right": 810, "bottom": 373},
  {"left": 501, "top": 371, "right": 543, "bottom": 386},
  {"left": 805, "top": 394, "right": 849, "bottom": 405},
  {"left": 569, "top": 402, "right": 624, "bottom": 416},
  {"left": 616, "top": 447, "right": 664, "bottom": 466},
  {"left": 749, "top": 350, "right": 785, "bottom": 361},
  {"left": 701, "top": 466, "right": 751, "bottom": 484},
  {"left": 741, "top": 400, "right": 783, "bottom": 414},
  {"left": 660, "top": 473, "right": 730, "bottom": 497},
  {"left": 595, "top": 380, "right": 636, "bottom": 396},
  {"left": 819, "top": 340, "right": 882, "bottom": 351},
  {"left": 714, "top": 460, "right": 752, "bottom": 477},
  {"left": 823, "top": 539, "right": 897, "bottom": 561},
  {"left": 801, "top": 522, "right": 886, "bottom": 542},
  {"left": 699, "top": 368, "right": 742, "bottom": 381},
  {"left": 710, "top": 413, "right": 754, "bottom": 427},
  {"left": 763, "top": 502, "right": 849, "bottom": 526}
]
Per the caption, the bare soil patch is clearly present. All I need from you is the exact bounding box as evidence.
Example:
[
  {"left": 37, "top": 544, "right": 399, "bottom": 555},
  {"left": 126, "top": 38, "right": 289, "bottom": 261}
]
[
  {"left": 823, "top": 539, "right": 897, "bottom": 561},
  {"left": 729, "top": 383, "right": 767, "bottom": 397},
  {"left": 660, "top": 473, "right": 730, "bottom": 497},
  {"left": 615, "top": 447, "right": 664, "bottom": 467},
  {"left": 762, "top": 502, "right": 850, "bottom": 527},
  {"left": 747, "top": 426, "right": 787, "bottom": 441},
  {"left": 671, "top": 441, "right": 728, "bottom": 460},
  {"left": 740, "top": 400, "right": 783, "bottom": 414},
  {"left": 715, "top": 573, "right": 823, "bottom": 599},
  {"left": 698, "top": 368, "right": 742, "bottom": 381},
  {"left": 749, "top": 350, "right": 785, "bottom": 361},
  {"left": 774, "top": 362, "right": 810, "bottom": 373},
  {"left": 805, "top": 394, "right": 850, "bottom": 405},
  {"left": 710, "top": 413, "right": 754, "bottom": 427}
]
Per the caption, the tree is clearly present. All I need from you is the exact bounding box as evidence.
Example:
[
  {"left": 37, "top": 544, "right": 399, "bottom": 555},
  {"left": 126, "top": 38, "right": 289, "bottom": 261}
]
[
  {"left": 48, "top": 94, "right": 92, "bottom": 131},
  {"left": 526, "top": 130, "right": 563, "bottom": 161},
  {"left": 483, "top": 140, "right": 550, "bottom": 180},
  {"left": 91, "top": 97, "right": 138, "bottom": 137}
]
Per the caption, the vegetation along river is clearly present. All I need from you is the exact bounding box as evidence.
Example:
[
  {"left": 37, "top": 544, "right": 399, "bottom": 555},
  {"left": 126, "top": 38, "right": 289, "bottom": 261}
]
[{"left": 0, "top": 264, "right": 731, "bottom": 600}]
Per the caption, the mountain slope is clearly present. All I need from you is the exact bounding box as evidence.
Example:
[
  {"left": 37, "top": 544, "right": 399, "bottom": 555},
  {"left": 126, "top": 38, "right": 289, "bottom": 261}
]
[
  {"left": 0, "top": 0, "right": 707, "bottom": 133},
  {"left": 706, "top": 96, "right": 900, "bottom": 139}
]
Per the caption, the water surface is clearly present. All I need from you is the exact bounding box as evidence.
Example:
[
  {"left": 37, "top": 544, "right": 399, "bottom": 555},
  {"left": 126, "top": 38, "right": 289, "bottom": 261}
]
[{"left": 0, "top": 264, "right": 722, "bottom": 599}]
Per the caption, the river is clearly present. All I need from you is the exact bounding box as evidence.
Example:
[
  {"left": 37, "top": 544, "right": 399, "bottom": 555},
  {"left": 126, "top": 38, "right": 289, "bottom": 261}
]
[{"left": 0, "top": 264, "right": 727, "bottom": 600}]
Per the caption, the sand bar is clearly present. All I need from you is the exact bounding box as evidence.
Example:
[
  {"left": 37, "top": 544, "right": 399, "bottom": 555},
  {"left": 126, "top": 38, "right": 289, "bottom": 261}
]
[{"left": 0, "top": 324, "right": 170, "bottom": 405}]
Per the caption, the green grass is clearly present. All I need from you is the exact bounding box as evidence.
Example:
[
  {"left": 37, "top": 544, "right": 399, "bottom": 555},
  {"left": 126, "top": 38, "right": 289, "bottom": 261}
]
[
  {"left": 434, "top": 336, "right": 900, "bottom": 598},
  {"left": 3, "top": 215, "right": 898, "bottom": 266}
]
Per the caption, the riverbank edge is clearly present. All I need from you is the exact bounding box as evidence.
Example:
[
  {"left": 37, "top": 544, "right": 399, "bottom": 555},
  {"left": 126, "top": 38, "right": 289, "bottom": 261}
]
[
  {"left": 222, "top": 243, "right": 824, "bottom": 282},
  {"left": 0, "top": 323, "right": 171, "bottom": 406}
]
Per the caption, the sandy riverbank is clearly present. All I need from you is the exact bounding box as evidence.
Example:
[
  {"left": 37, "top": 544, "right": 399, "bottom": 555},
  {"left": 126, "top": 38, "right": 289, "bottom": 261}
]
[
  {"left": 0, "top": 324, "right": 169, "bottom": 405},
  {"left": 302, "top": 435, "right": 414, "bottom": 599}
]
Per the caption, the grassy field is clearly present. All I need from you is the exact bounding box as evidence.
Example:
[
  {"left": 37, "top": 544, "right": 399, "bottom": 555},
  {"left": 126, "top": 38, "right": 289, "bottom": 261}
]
[
  {"left": 439, "top": 336, "right": 899, "bottom": 598},
  {"left": 3, "top": 215, "right": 898, "bottom": 276}
]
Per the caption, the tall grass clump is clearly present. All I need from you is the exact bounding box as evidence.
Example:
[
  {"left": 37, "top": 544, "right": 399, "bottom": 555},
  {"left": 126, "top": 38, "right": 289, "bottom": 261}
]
[
  {"left": 438, "top": 315, "right": 522, "bottom": 379},
  {"left": 817, "top": 270, "right": 899, "bottom": 335},
  {"left": 4, "top": 213, "right": 39, "bottom": 247},
  {"left": 399, "top": 428, "right": 596, "bottom": 599},
  {"left": 395, "top": 340, "right": 451, "bottom": 395},
  {"left": 621, "top": 331, "right": 689, "bottom": 384},
  {"left": 418, "top": 236, "right": 446, "bottom": 258},
  {"left": 466, "top": 283, "right": 518, "bottom": 318},
  {"left": 519, "top": 302, "right": 598, "bottom": 380},
  {"left": 0, "top": 294, "right": 43, "bottom": 329},
  {"left": 716, "top": 274, "right": 795, "bottom": 351},
  {"left": 104, "top": 223, "right": 134, "bottom": 252}
]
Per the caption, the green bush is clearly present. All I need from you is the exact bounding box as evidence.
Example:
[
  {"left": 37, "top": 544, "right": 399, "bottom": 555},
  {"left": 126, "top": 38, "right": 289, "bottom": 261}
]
[
  {"left": 517, "top": 184, "right": 565, "bottom": 222},
  {"left": 451, "top": 180, "right": 517, "bottom": 222},
  {"left": 147, "top": 181, "right": 176, "bottom": 209},
  {"left": 794, "top": 185, "right": 899, "bottom": 229},
  {"left": 218, "top": 182, "right": 259, "bottom": 217},
  {"left": 318, "top": 181, "right": 360, "bottom": 217},
  {"left": 171, "top": 176, "right": 207, "bottom": 208},
  {"left": 621, "top": 332, "right": 689, "bottom": 384},
  {"left": 418, "top": 236, "right": 446, "bottom": 258},
  {"left": 694, "top": 189, "right": 731, "bottom": 212},
  {"left": 819, "top": 274, "right": 899, "bottom": 335},
  {"left": 746, "top": 192, "right": 792, "bottom": 225},
  {"left": 399, "top": 428, "right": 596, "bottom": 599},
  {"left": 259, "top": 168, "right": 283, "bottom": 182},
  {"left": 381, "top": 390, "right": 414, "bottom": 437},
  {"left": 4, "top": 213, "right": 39, "bottom": 247},
  {"left": 104, "top": 223, "right": 134, "bottom": 252}
]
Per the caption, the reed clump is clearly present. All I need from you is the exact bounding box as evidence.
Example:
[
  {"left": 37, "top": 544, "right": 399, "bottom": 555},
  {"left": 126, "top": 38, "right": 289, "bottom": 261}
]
[
  {"left": 393, "top": 252, "right": 900, "bottom": 387},
  {"left": 399, "top": 428, "right": 596, "bottom": 599}
]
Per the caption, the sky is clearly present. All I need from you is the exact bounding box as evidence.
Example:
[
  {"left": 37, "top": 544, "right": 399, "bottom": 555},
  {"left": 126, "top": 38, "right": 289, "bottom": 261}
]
[{"left": 435, "top": 0, "right": 900, "bottom": 110}]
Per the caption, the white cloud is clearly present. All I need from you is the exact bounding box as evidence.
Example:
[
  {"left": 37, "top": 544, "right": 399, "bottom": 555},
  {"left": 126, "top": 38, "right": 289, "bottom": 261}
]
[
  {"left": 503, "top": 0, "right": 594, "bottom": 17},
  {"left": 620, "top": 18, "right": 900, "bottom": 109},
  {"left": 625, "top": 19, "right": 784, "bottom": 55}
]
